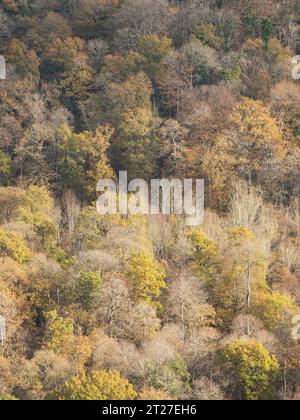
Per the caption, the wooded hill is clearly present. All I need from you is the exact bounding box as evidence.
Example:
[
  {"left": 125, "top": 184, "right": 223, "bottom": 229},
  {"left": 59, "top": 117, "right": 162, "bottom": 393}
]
[{"left": 0, "top": 0, "right": 300, "bottom": 400}]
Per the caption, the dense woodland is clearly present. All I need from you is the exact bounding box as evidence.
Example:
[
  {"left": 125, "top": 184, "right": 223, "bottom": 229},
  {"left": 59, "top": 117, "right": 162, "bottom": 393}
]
[{"left": 0, "top": 0, "right": 300, "bottom": 401}]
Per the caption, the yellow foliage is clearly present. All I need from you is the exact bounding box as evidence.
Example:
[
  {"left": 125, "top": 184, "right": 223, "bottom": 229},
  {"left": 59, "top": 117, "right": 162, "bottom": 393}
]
[
  {"left": 187, "top": 229, "right": 218, "bottom": 273},
  {"left": 139, "top": 387, "right": 175, "bottom": 400},
  {"left": 127, "top": 253, "right": 167, "bottom": 309},
  {"left": 229, "top": 99, "right": 283, "bottom": 146},
  {"left": 44, "top": 309, "right": 92, "bottom": 371},
  {"left": 59, "top": 370, "right": 137, "bottom": 400},
  {"left": 220, "top": 340, "right": 279, "bottom": 400},
  {"left": 55, "top": 124, "right": 114, "bottom": 198},
  {"left": 227, "top": 226, "right": 254, "bottom": 242},
  {"left": 137, "top": 35, "right": 173, "bottom": 78},
  {"left": 0, "top": 257, "right": 27, "bottom": 287},
  {"left": 18, "top": 185, "right": 55, "bottom": 227},
  {"left": 61, "top": 65, "right": 93, "bottom": 99},
  {"left": 252, "top": 291, "right": 298, "bottom": 331},
  {"left": 0, "top": 228, "right": 31, "bottom": 264},
  {"left": 44, "top": 310, "right": 74, "bottom": 354},
  {"left": 120, "top": 107, "right": 158, "bottom": 137}
]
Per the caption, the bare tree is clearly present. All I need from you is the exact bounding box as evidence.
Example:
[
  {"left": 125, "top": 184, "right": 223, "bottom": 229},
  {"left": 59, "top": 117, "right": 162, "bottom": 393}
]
[
  {"left": 113, "top": 0, "right": 172, "bottom": 50},
  {"left": 167, "top": 272, "right": 215, "bottom": 338},
  {"left": 280, "top": 241, "right": 298, "bottom": 272},
  {"left": 96, "top": 278, "right": 132, "bottom": 339},
  {"left": 229, "top": 181, "right": 263, "bottom": 230},
  {"left": 190, "top": 377, "right": 225, "bottom": 400},
  {"left": 62, "top": 189, "right": 81, "bottom": 239}
]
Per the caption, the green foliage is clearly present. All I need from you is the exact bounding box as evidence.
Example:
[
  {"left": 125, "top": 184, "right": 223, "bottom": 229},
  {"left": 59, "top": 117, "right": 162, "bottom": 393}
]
[
  {"left": 261, "top": 19, "right": 274, "bottom": 44},
  {"left": 182, "top": 37, "right": 220, "bottom": 86},
  {"left": 51, "top": 124, "right": 114, "bottom": 199},
  {"left": 136, "top": 35, "right": 173, "bottom": 78},
  {"left": 222, "top": 54, "right": 241, "bottom": 83},
  {"left": 76, "top": 272, "right": 102, "bottom": 310},
  {"left": 244, "top": 10, "right": 261, "bottom": 38},
  {"left": 49, "top": 246, "right": 76, "bottom": 267},
  {"left": 243, "top": 10, "right": 274, "bottom": 43},
  {"left": 145, "top": 356, "right": 191, "bottom": 398},
  {"left": 115, "top": 107, "right": 162, "bottom": 179},
  {"left": 0, "top": 0, "right": 300, "bottom": 402},
  {"left": 61, "top": 66, "right": 93, "bottom": 100},
  {"left": 0, "top": 151, "right": 14, "bottom": 186},
  {"left": 59, "top": 370, "right": 137, "bottom": 400},
  {"left": 219, "top": 340, "right": 280, "bottom": 400},
  {"left": 194, "top": 23, "right": 222, "bottom": 49},
  {"left": 218, "top": 16, "right": 238, "bottom": 51}
]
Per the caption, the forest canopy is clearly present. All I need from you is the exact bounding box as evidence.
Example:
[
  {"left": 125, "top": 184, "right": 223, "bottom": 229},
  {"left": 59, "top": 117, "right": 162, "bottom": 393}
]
[{"left": 0, "top": 0, "right": 300, "bottom": 401}]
